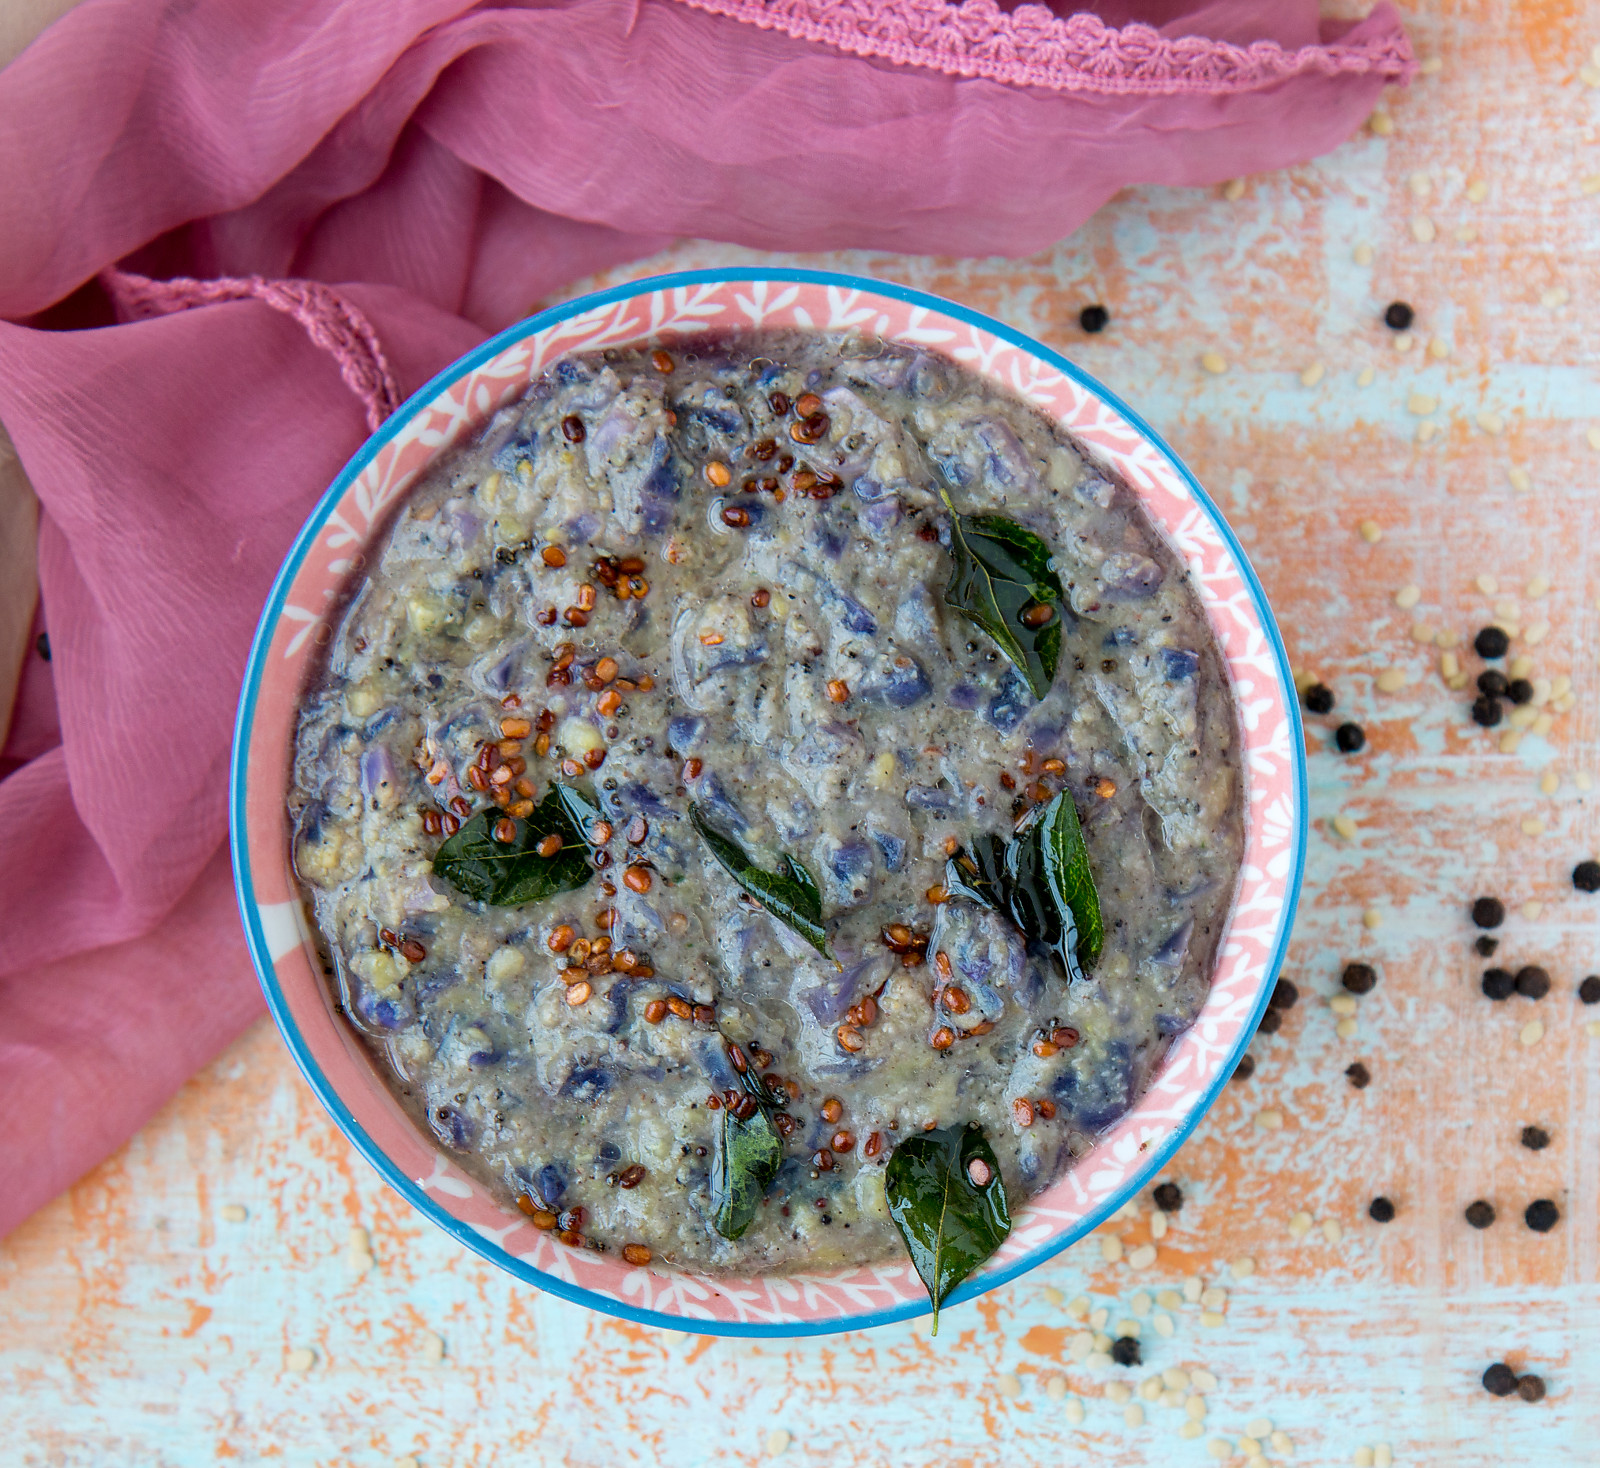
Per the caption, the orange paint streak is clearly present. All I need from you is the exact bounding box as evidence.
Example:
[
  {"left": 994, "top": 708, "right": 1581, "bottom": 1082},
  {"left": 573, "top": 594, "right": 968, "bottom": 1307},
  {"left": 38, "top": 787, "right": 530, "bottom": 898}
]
[
  {"left": 1017, "top": 1325, "right": 1068, "bottom": 1360},
  {"left": 180, "top": 1300, "right": 212, "bottom": 1337}
]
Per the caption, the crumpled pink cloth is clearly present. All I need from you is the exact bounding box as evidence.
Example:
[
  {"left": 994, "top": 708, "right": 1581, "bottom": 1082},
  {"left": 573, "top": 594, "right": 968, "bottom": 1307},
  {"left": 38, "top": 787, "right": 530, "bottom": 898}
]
[{"left": 0, "top": 0, "right": 1410, "bottom": 1236}]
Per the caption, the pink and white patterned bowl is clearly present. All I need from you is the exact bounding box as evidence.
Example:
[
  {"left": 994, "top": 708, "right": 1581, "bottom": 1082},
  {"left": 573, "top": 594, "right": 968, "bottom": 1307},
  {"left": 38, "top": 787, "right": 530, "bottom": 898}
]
[{"left": 231, "top": 269, "right": 1306, "bottom": 1336}]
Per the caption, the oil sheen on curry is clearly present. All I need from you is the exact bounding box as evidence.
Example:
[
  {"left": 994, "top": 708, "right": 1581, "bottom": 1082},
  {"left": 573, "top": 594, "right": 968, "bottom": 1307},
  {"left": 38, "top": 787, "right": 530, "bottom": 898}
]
[{"left": 289, "top": 330, "right": 1244, "bottom": 1280}]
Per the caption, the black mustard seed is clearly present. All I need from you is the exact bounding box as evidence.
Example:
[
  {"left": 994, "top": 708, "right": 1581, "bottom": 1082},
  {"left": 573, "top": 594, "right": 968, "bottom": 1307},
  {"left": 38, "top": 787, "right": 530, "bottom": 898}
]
[
  {"left": 1464, "top": 1200, "right": 1496, "bottom": 1229},
  {"left": 1110, "top": 1336, "right": 1141, "bottom": 1367},
  {"left": 1368, "top": 1196, "right": 1395, "bottom": 1223},
  {"left": 1579, "top": 975, "right": 1600, "bottom": 1004},
  {"left": 1506, "top": 678, "right": 1534, "bottom": 705},
  {"left": 1481, "top": 968, "right": 1515, "bottom": 1000},
  {"left": 1477, "top": 670, "right": 1508, "bottom": 698},
  {"left": 1270, "top": 978, "right": 1299, "bottom": 1010},
  {"left": 1335, "top": 723, "right": 1366, "bottom": 753},
  {"left": 1384, "top": 301, "right": 1415, "bottom": 330},
  {"left": 1482, "top": 1362, "right": 1517, "bottom": 1397},
  {"left": 1471, "top": 695, "right": 1503, "bottom": 728},
  {"left": 1472, "top": 897, "right": 1506, "bottom": 929},
  {"left": 1572, "top": 860, "right": 1600, "bottom": 893},
  {"left": 1152, "top": 1182, "right": 1183, "bottom": 1213},
  {"left": 1524, "top": 1198, "right": 1559, "bottom": 1233},
  {"left": 1303, "top": 683, "right": 1335, "bottom": 714},
  {"left": 1474, "top": 626, "right": 1510, "bottom": 659},
  {"left": 1079, "top": 304, "right": 1110, "bottom": 334}
]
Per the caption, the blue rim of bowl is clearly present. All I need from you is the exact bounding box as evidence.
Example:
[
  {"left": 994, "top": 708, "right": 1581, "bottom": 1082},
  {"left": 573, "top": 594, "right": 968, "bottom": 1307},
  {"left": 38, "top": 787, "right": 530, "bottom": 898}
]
[{"left": 231, "top": 266, "right": 1307, "bottom": 1338}]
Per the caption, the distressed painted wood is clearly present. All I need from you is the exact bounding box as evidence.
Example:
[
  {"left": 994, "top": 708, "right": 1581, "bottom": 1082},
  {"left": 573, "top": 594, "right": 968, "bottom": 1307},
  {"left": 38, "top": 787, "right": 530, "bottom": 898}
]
[{"left": 5, "top": 3, "right": 1600, "bottom": 1462}]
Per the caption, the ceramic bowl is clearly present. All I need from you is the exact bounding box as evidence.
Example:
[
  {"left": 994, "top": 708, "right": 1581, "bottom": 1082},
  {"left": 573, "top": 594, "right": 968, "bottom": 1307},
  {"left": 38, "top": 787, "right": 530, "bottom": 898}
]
[{"left": 231, "top": 268, "right": 1306, "bottom": 1336}]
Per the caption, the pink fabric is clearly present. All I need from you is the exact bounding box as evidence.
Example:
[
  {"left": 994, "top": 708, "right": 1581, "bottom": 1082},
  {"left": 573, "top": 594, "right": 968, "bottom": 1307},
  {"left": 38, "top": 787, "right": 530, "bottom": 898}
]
[{"left": 0, "top": 0, "right": 1409, "bottom": 1237}]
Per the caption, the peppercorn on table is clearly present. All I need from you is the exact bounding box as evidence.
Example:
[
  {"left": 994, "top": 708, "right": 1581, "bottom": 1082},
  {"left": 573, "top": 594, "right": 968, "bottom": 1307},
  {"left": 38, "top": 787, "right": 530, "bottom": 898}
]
[{"left": 5, "top": 4, "right": 1600, "bottom": 1463}]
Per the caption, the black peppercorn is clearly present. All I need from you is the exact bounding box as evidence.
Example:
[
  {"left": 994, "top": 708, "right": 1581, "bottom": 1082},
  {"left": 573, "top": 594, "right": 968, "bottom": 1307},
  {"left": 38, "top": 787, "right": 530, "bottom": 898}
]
[
  {"left": 1477, "top": 670, "right": 1508, "bottom": 698},
  {"left": 1474, "top": 626, "right": 1510, "bottom": 659},
  {"left": 1516, "top": 1375, "right": 1546, "bottom": 1403},
  {"left": 1257, "top": 1007, "right": 1282, "bottom": 1035},
  {"left": 1472, "top": 897, "right": 1506, "bottom": 929},
  {"left": 1368, "top": 1196, "right": 1396, "bottom": 1223},
  {"left": 1342, "top": 963, "right": 1378, "bottom": 995},
  {"left": 1465, "top": 1200, "right": 1496, "bottom": 1229},
  {"left": 1152, "top": 1181, "right": 1183, "bottom": 1213},
  {"left": 1232, "top": 1053, "right": 1256, "bottom": 1082},
  {"left": 1471, "top": 695, "right": 1503, "bottom": 727},
  {"left": 1572, "top": 861, "right": 1600, "bottom": 893},
  {"left": 1515, "top": 965, "right": 1551, "bottom": 1000},
  {"left": 1303, "top": 682, "right": 1335, "bottom": 714},
  {"left": 1384, "top": 301, "right": 1415, "bottom": 330},
  {"left": 1524, "top": 1198, "right": 1559, "bottom": 1232},
  {"left": 1110, "top": 1336, "right": 1141, "bottom": 1367},
  {"left": 1345, "top": 1061, "right": 1371, "bottom": 1089},
  {"left": 1579, "top": 976, "right": 1600, "bottom": 1004},
  {"left": 1482, "top": 968, "right": 1515, "bottom": 1000},
  {"left": 1482, "top": 1362, "right": 1517, "bottom": 1396},
  {"left": 1520, "top": 1125, "right": 1550, "bottom": 1151},
  {"left": 1474, "top": 935, "right": 1499, "bottom": 957},
  {"left": 1335, "top": 722, "right": 1366, "bottom": 753},
  {"left": 1079, "top": 304, "right": 1110, "bottom": 334},
  {"left": 1506, "top": 678, "right": 1534, "bottom": 705},
  {"left": 1270, "top": 978, "right": 1299, "bottom": 1010}
]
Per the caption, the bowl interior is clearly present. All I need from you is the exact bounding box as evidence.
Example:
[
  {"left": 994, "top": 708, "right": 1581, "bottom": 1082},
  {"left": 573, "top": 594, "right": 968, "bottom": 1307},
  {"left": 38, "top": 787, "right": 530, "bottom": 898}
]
[{"left": 232, "top": 269, "right": 1305, "bottom": 1335}]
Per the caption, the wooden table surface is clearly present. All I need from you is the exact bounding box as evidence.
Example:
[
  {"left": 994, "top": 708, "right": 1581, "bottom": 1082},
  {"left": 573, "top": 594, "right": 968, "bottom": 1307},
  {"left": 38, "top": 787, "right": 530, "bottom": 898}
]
[{"left": 6, "top": 4, "right": 1600, "bottom": 1463}]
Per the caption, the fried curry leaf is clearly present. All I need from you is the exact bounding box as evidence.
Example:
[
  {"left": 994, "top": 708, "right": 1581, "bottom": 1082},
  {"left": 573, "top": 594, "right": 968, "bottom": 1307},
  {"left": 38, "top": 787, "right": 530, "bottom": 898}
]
[
  {"left": 711, "top": 1072, "right": 786, "bottom": 1241},
  {"left": 689, "top": 803, "right": 833, "bottom": 960},
  {"left": 941, "top": 497, "right": 1064, "bottom": 700},
  {"left": 945, "top": 793, "right": 1102, "bottom": 981},
  {"left": 431, "top": 782, "right": 596, "bottom": 906},
  {"left": 885, "top": 1123, "right": 1011, "bottom": 1335}
]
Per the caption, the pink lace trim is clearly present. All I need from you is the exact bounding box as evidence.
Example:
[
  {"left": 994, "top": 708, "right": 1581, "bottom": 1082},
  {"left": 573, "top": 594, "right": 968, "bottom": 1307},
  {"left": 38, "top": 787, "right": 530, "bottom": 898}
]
[
  {"left": 665, "top": 0, "right": 1415, "bottom": 95},
  {"left": 100, "top": 269, "right": 401, "bottom": 432}
]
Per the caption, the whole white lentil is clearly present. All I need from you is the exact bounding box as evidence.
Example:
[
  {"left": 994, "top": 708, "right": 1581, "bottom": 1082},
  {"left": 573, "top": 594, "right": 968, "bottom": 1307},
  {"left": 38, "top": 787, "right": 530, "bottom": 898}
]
[
  {"left": 1551, "top": 675, "right": 1572, "bottom": 698},
  {"left": 1519, "top": 816, "right": 1545, "bottom": 836},
  {"left": 1523, "top": 900, "right": 1543, "bottom": 920},
  {"left": 1363, "top": 908, "right": 1383, "bottom": 929},
  {"left": 1156, "top": 1289, "right": 1182, "bottom": 1309},
  {"left": 1375, "top": 668, "right": 1407, "bottom": 693},
  {"left": 1407, "top": 170, "right": 1431, "bottom": 197},
  {"left": 1358, "top": 519, "right": 1383, "bottom": 543},
  {"left": 1044, "top": 1374, "right": 1068, "bottom": 1401},
  {"left": 220, "top": 1204, "right": 248, "bottom": 1223},
  {"left": 1117, "top": 1319, "right": 1141, "bottom": 1338},
  {"left": 1532, "top": 713, "right": 1554, "bottom": 735},
  {"left": 1526, "top": 574, "right": 1551, "bottom": 597},
  {"left": 1466, "top": 176, "right": 1489, "bottom": 201},
  {"left": 1208, "top": 1439, "right": 1233, "bottom": 1460},
  {"left": 1439, "top": 650, "right": 1460, "bottom": 679},
  {"left": 1200, "top": 351, "right": 1229, "bottom": 375},
  {"left": 1223, "top": 178, "right": 1247, "bottom": 201},
  {"left": 419, "top": 1329, "right": 445, "bottom": 1364},
  {"left": 1068, "top": 1295, "right": 1091, "bottom": 1319},
  {"left": 1519, "top": 1019, "right": 1545, "bottom": 1047},
  {"left": 1150, "top": 1211, "right": 1169, "bottom": 1240},
  {"left": 1070, "top": 1330, "right": 1095, "bottom": 1362},
  {"left": 1353, "top": 242, "right": 1375, "bottom": 265},
  {"left": 1373, "top": 1444, "right": 1393, "bottom": 1468},
  {"left": 1539, "top": 771, "right": 1560, "bottom": 795},
  {"left": 1161, "top": 1387, "right": 1185, "bottom": 1409},
  {"left": 1107, "top": 1381, "right": 1133, "bottom": 1405},
  {"left": 1101, "top": 1236, "right": 1125, "bottom": 1264},
  {"left": 1410, "top": 215, "right": 1437, "bottom": 243},
  {"left": 1256, "top": 1109, "right": 1284, "bottom": 1131},
  {"left": 1510, "top": 655, "right": 1534, "bottom": 678},
  {"left": 1428, "top": 337, "right": 1449, "bottom": 359},
  {"left": 1231, "top": 1257, "right": 1256, "bottom": 1279},
  {"left": 1272, "top": 1430, "right": 1294, "bottom": 1453},
  {"left": 1140, "top": 1376, "right": 1163, "bottom": 1401},
  {"left": 1322, "top": 1218, "right": 1344, "bottom": 1244},
  {"left": 1476, "top": 572, "right": 1499, "bottom": 593},
  {"left": 1508, "top": 466, "right": 1532, "bottom": 492},
  {"left": 1301, "top": 363, "right": 1326, "bottom": 387},
  {"left": 1405, "top": 394, "right": 1437, "bottom": 418},
  {"left": 1500, "top": 730, "right": 1523, "bottom": 754},
  {"left": 1357, "top": 366, "right": 1376, "bottom": 388},
  {"left": 1192, "top": 1368, "right": 1220, "bottom": 1393},
  {"left": 1246, "top": 1416, "right": 1273, "bottom": 1439},
  {"left": 1163, "top": 1367, "right": 1190, "bottom": 1390},
  {"left": 1129, "top": 1244, "right": 1158, "bottom": 1270},
  {"left": 1182, "top": 1275, "right": 1204, "bottom": 1303},
  {"left": 1330, "top": 993, "right": 1359, "bottom": 1016},
  {"left": 1131, "top": 1291, "right": 1152, "bottom": 1316},
  {"left": 1187, "top": 1395, "right": 1208, "bottom": 1421},
  {"left": 1336, "top": 1017, "right": 1359, "bottom": 1040},
  {"left": 1065, "top": 1397, "right": 1086, "bottom": 1426},
  {"left": 1369, "top": 111, "right": 1394, "bottom": 135},
  {"left": 1199, "top": 1311, "right": 1225, "bottom": 1328},
  {"left": 1179, "top": 1421, "right": 1204, "bottom": 1441},
  {"left": 1353, "top": 1448, "right": 1375, "bottom": 1468},
  {"left": 1239, "top": 1436, "right": 1261, "bottom": 1456},
  {"left": 766, "top": 1428, "right": 791, "bottom": 1457},
  {"left": 1476, "top": 411, "right": 1505, "bottom": 436},
  {"left": 285, "top": 1347, "right": 317, "bottom": 1373},
  {"left": 1288, "top": 1211, "right": 1314, "bottom": 1238},
  {"left": 1394, "top": 584, "right": 1422, "bottom": 608},
  {"left": 996, "top": 1372, "right": 1023, "bottom": 1399},
  {"left": 1200, "top": 1286, "right": 1227, "bottom": 1310},
  {"left": 1124, "top": 1402, "right": 1146, "bottom": 1429},
  {"left": 1392, "top": 332, "right": 1414, "bottom": 353},
  {"left": 1091, "top": 1307, "right": 1110, "bottom": 1330},
  {"left": 1410, "top": 622, "right": 1435, "bottom": 643},
  {"left": 1042, "top": 1285, "right": 1065, "bottom": 1307},
  {"left": 1153, "top": 1312, "right": 1175, "bottom": 1337},
  {"left": 1094, "top": 1332, "right": 1113, "bottom": 1352}
]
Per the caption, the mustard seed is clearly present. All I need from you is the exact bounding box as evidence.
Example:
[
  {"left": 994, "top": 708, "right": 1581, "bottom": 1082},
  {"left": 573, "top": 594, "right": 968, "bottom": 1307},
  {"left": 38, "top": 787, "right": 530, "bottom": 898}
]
[
  {"left": 1472, "top": 897, "right": 1506, "bottom": 928},
  {"left": 1303, "top": 682, "right": 1335, "bottom": 714},
  {"left": 1482, "top": 1362, "right": 1517, "bottom": 1396},
  {"left": 1474, "top": 626, "right": 1509, "bottom": 659},
  {"left": 1079, "top": 304, "right": 1110, "bottom": 333},
  {"left": 1573, "top": 861, "right": 1600, "bottom": 893},
  {"left": 1335, "top": 723, "right": 1366, "bottom": 753},
  {"left": 1482, "top": 968, "right": 1515, "bottom": 1000},
  {"left": 1465, "top": 1200, "right": 1495, "bottom": 1228},
  {"left": 1524, "top": 1198, "right": 1559, "bottom": 1232},
  {"left": 1369, "top": 1196, "right": 1395, "bottom": 1222}
]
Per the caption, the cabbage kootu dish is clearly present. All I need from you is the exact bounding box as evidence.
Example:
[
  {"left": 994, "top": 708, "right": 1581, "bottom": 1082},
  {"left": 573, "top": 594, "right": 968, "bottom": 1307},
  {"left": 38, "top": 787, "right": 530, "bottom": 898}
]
[{"left": 288, "top": 329, "right": 1245, "bottom": 1323}]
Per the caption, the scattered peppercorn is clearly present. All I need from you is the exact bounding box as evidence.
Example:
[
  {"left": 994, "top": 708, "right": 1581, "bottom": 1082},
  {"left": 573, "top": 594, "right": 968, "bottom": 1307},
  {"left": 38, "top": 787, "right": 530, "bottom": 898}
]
[
  {"left": 1303, "top": 683, "right": 1335, "bottom": 714},
  {"left": 1474, "top": 935, "right": 1499, "bottom": 957},
  {"left": 1232, "top": 1054, "right": 1256, "bottom": 1082},
  {"left": 1472, "top": 897, "right": 1506, "bottom": 929},
  {"left": 1476, "top": 670, "right": 1508, "bottom": 698},
  {"left": 1471, "top": 695, "right": 1503, "bottom": 727},
  {"left": 1384, "top": 301, "right": 1415, "bottom": 330},
  {"left": 1345, "top": 1061, "right": 1371, "bottom": 1089},
  {"left": 1257, "top": 1007, "right": 1282, "bottom": 1035},
  {"left": 1335, "top": 722, "right": 1366, "bottom": 753},
  {"left": 1506, "top": 678, "right": 1533, "bottom": 705},
  {"left": 1152, "top": 1182, "right": 1183, "bottom": 1213},
  {"left": 1579, "top": 976, "right": 1600, "bottom": 1004},
  {"left": 1079, "top": 304, "right": 1110, "bottom": 333},
  {"left": 1481, "top": 968, "right": 1515, "bottom": 1000},
  {"left": 1516, "top": 1375, "right": 1547, "bottom": 1403},
  {"left": 1572, "top": 860, "right": 1600, "bottom": 893},
  {"left": 1524, "top": 1199, "right": 1559, "bottom": 1233},
  {"left": 1520, "top": 1125, "right": 1550, "bottom": 1151},
  {"left": 1269, "top": 978, "right": 1299, "bottom": 1010},
  {"left": 1342, "top": 962, "right": 1377, "bottom": 995},
  {"left": 1110, "top": 1337, "right": 1142, "bottom": 1367},
  {"left": 1464, "top": 1200, "right": 1496, "bottom": 1229},
  {"left": 1474, "top": 626, "right": 1509, "bottom": 659},
  {"left": 1368, "top": 1196, "right": 1396, "bottom": 1223},
  {"left": 1482, "top": 1362, "right": 1517, "bottom": 1397},
  {"left": 1515, "top": 965, "right": 1551, "bottom": 1000}
]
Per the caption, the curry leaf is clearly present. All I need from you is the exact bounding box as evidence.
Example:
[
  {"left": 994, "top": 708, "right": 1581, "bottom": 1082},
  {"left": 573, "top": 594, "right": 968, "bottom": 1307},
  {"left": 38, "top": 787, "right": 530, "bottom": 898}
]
[
  {"left": 689, "top": 803, "right": 833, "bottom": 960},
  {"left": 711, "top": 1073, "right": 786, "bottom": 1240},
  {"left": 885, "top": 1122, "right": 1011, "bottom": 1335},
  {"left": 431, "top": 782, "right": 596, "bottom": 906},
  {"left": 941, "top": 498, "right": 1064, "bottom": 700},
  {"left": 946, "top": 792, "right": 1102, "bottom": 981}
]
